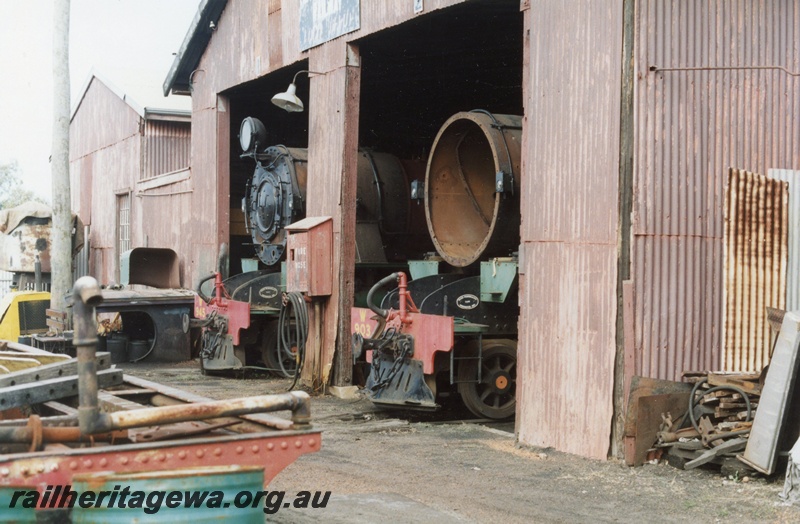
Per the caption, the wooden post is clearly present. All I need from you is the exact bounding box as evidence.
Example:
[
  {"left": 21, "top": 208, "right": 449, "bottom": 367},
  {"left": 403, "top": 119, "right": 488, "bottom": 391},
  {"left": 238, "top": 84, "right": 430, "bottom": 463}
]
[
  {"left": 50, "top": 0, "right": 72, "bottom": 313},
  {"left": 304, "top": 43, "right": 361, "bottom": 389}
]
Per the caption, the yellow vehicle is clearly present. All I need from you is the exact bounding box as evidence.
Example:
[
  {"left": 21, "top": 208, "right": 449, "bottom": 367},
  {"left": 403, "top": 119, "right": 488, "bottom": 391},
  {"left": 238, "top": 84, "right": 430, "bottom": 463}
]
[{"left": 0, "top": 291, "right": 50, "bottom": 342}]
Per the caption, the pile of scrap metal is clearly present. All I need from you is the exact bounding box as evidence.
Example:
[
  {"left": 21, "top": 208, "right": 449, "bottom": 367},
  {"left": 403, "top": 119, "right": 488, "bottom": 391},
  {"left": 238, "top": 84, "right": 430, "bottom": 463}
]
[
  {"left": 0, "top": 277, "right": 320, "bottom": 519},
  {"left": 654, "top": 371, "right": 762, "bottom": 472},
  {"left": 626, "top": 309, "right": 800, "bottom": 483}
]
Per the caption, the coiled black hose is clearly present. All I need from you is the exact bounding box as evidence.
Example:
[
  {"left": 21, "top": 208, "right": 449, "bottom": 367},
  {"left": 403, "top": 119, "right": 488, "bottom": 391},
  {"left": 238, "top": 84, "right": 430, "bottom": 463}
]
[
  {"left": 367, "top": 272, "right": 399, "bottom": 319},
  {"left": 687, "top": 378, "right": 752, "bottom": 438},
  {"left": 279, "top": 292, "right": 309, "bottom": 391},
  {"left": 196, "top": 272, "right": 217, "bottom": 304}
]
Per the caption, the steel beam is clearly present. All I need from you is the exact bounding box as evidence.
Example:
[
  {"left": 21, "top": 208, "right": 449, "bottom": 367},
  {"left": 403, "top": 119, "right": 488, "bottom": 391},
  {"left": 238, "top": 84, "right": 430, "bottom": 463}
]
[
  {"left": 0, "top": 353, "right": 111, "bottom": 389},
  {"left": 0, "top": 369, "right": 122, "bottom": 411}
]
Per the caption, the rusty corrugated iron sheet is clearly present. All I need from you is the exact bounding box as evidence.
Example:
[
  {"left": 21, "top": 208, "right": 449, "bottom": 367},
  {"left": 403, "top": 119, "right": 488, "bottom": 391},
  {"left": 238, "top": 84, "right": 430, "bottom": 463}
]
[
  {"left": 632, "top": 0, "right": 800, "bottom": 381},
  {"left": 768, "top": 169, "right": 800, "bottom": 311},
  {"left": 517, "top": 0, "right": 622, "bottom": 460},
  {"left": 143, "top": 121, "right": 191, "bottom": 180},
  {"left": 723, "top": 169, "right": 788, "bottom": 372}
]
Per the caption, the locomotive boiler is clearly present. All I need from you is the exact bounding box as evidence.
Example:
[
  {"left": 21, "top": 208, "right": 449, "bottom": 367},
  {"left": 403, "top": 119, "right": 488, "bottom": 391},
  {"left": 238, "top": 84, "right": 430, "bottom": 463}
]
[{"left": 351, "top": 110, "right": 522, "bottom": 419}]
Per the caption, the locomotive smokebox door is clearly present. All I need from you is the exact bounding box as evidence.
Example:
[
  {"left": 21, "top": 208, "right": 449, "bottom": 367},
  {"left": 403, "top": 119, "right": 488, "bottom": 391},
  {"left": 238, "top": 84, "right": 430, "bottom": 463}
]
[{"left": 285, "top": 216, "right": 333, "bottom": 296}]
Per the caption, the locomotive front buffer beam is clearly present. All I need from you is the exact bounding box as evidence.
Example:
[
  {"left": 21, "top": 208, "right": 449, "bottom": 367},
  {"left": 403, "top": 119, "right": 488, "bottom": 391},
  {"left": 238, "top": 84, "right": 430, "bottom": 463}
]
[{"left": 351, "top": 272, "right": 454, "bottom": 411}]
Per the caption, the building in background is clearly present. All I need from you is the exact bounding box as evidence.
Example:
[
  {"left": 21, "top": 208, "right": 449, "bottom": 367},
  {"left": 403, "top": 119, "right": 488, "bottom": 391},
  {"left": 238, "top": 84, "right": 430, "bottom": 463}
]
[{"left": 69, "top": 71, "right": 191, "bottom": 287}]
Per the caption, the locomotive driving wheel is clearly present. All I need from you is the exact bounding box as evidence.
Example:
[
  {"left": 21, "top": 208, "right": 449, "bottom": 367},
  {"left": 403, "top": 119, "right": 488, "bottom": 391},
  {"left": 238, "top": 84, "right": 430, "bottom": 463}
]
[{"left": 457, "top": 339, "right": 517, "bottom": 419}]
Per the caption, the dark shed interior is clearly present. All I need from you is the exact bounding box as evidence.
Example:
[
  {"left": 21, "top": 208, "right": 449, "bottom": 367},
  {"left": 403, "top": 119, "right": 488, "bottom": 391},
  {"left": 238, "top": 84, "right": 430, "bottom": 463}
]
[{"left": 358, "top": 0, "right": 523, "bottom": 158}]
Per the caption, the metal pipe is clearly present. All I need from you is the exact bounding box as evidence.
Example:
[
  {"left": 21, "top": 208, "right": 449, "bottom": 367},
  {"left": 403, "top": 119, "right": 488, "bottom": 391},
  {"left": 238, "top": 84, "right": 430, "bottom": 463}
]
[
  {"left": 34, "top": 255, "right": 42, "bottom": 292},
  {"left": 396, "top": 272, "right": 414, "bottom": 325},
  {"left": 0, "top": 415, "right": 125, "bottom": 450},
  {"left": 72, "top": 276, "right": 312, "bottom": 435},
  {"left": 0, "top": 426, "right": 126, "bottom": 445},
  {"left": 649, "top": 65, "right": 800, "bottom": 76},
  {"left": 0, "top": 415, "right": 77, "bottom": 428},
  {"left": 73, "top": 276, "right": 107, "bottom": 435},
  {"left": 102, "top": 392, "right": 310, "bottom": 432}
]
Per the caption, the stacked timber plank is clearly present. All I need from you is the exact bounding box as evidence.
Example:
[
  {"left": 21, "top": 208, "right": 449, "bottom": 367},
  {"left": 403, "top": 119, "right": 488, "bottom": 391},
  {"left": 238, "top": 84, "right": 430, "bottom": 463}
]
[
  {"left": 655, "top": 371, "right": 762, "bottom": 473},
  {"left": 700, "top": 372, "right": 761, "bottom": 423}
]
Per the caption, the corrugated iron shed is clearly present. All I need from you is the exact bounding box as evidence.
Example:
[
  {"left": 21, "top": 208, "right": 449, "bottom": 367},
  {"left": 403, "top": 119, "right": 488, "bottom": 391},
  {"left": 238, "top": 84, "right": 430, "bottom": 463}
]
[{"left": 152, "top": 0, "right": 800, "bottom": 461}]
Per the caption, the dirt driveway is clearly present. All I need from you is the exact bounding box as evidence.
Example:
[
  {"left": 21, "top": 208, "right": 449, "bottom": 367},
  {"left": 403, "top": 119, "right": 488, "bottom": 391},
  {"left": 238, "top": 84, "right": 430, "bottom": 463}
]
[{"left": 123, "top": 361, "right": 800, "bottom": 523}]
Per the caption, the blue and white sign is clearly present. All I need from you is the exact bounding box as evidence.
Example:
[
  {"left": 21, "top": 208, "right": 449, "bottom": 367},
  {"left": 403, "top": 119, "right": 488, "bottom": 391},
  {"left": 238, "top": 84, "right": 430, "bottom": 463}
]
[{"left": 299, "top": 0, "right": 360, "bottom": 51}]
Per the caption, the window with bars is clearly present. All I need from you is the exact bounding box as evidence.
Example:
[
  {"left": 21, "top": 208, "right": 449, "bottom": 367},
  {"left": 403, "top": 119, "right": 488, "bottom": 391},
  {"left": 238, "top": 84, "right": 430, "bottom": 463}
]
[{"left": 117, "top": 192, "right": 131, "bottom": 256}]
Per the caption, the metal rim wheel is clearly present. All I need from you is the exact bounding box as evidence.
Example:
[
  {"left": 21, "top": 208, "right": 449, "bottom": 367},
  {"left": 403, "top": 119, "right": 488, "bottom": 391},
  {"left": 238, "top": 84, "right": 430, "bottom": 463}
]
[
  {"left": 457, "top": 339, "right": 517, "bottom": 419},
  {"left": 260, "top": 322, "right": 298, "bottom": 378}
]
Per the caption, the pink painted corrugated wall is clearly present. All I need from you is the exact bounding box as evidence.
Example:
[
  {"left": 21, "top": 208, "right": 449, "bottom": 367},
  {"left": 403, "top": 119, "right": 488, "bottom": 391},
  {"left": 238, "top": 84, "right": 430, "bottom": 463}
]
[
  {"left": 633, "top": 0, "right": 800, "bottom": 381},
  {"left": 517, "top": 0, "right": 622, "bottom": 460}
]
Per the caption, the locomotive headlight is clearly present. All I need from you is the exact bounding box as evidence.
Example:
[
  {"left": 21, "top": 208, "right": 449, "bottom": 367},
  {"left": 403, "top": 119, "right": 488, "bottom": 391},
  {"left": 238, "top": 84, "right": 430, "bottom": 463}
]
[{"left": 239, "top": 116, "right": 267, "bottom": 153}]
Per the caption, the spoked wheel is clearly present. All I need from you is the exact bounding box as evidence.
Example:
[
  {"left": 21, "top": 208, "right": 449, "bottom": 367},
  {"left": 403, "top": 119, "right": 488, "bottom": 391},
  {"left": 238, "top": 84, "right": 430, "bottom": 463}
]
[
  {"left": 457, "top": 339, "right": 517, "bottom": 419},
  {"left": 260, "top": 321, "right": 298, "bottom": 378}
]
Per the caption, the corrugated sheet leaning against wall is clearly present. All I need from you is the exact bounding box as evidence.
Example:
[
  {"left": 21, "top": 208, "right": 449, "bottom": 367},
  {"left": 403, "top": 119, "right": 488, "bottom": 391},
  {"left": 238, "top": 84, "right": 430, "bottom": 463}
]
[
  {"left": 723, "top": 168, "right": 788, "bottom": 373},
  {"left": 767, "top": 169, "right": 800, "bottom": 312}
]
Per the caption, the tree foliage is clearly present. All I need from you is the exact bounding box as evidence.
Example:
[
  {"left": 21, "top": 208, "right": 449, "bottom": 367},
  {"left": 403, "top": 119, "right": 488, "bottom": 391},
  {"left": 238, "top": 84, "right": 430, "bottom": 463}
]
[{"left": 0, "top": 160, "right": 48, "bottom": 209}]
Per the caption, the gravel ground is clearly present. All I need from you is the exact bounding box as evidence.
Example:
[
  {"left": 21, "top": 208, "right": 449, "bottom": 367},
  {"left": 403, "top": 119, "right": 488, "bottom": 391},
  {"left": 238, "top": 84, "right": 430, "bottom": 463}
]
[{"left": 120, "top": 360, "right": 800, "bottom": 523}]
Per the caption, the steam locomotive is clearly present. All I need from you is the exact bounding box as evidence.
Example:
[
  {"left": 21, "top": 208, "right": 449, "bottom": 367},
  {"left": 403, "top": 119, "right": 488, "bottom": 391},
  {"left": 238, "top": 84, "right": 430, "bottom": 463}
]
[{"left": 352, "top": 111, "right": 521, "bottom": 419}]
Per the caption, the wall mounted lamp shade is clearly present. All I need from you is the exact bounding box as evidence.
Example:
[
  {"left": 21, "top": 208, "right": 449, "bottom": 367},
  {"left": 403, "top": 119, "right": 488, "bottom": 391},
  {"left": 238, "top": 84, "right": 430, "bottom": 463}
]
[
  {"left": 271, "top": 70, "right": 322, "bottom": 113},
  {"left": 271, "top": 82, "right": 304, "bottom": 112}
]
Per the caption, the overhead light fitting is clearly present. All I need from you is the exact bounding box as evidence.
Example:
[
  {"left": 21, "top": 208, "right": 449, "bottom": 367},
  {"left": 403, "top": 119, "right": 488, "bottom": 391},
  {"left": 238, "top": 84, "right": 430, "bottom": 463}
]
[{"left": 271, "top": 70, "right": 320, "bottom": 113}]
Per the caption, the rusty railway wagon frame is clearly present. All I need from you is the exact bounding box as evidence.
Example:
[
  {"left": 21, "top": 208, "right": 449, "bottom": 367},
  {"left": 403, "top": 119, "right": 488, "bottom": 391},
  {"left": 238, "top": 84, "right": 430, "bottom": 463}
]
[
  {"left": 0, "top": 374, "right": 321, "bottom": 503},
  {"left": 0, "top": 276, "right": 321, "bottom": 509}
]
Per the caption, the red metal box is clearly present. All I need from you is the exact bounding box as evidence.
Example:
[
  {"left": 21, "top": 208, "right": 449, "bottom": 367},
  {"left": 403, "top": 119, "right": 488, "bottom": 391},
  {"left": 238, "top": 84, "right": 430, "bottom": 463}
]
[{"left": 285, "top": 216, "right": 333, "bottom": 296}]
